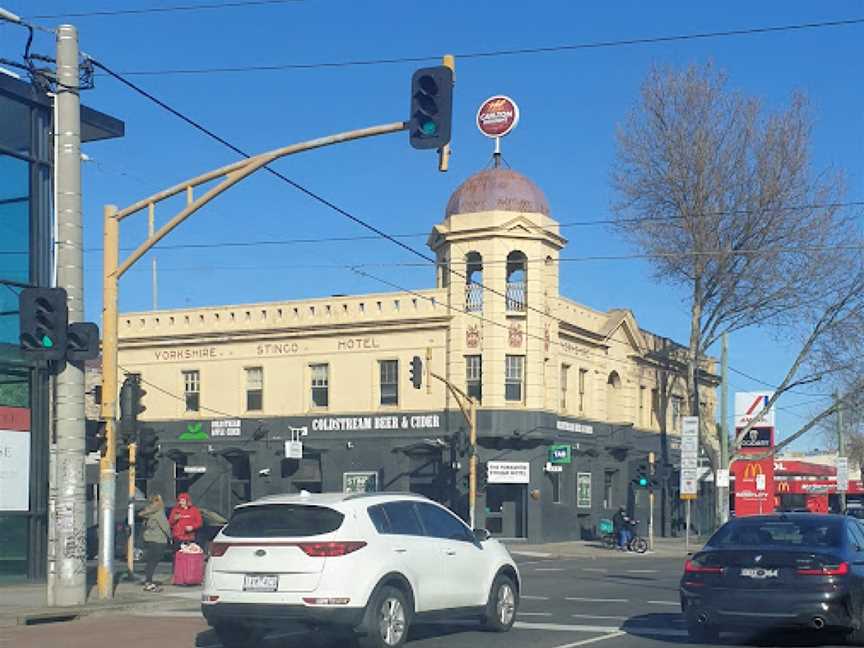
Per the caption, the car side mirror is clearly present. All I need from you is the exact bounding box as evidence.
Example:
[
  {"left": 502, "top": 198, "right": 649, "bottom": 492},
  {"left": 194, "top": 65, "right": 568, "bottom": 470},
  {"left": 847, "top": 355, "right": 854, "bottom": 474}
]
[{"left": 473, "top": 528, "right": 491, "bottom": 542}]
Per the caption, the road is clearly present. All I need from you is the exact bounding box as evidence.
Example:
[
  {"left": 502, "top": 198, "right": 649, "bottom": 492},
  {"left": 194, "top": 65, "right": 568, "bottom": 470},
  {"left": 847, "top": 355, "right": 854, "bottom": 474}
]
[{"left": 2, "top": 553, "right": 853, "bottom": 648}]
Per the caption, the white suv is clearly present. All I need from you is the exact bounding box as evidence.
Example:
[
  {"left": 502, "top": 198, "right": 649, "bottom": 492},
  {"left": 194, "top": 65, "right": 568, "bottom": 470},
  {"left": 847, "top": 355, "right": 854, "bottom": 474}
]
[{"left": 201, "top": 491, "right": 520, "bottom": 648}]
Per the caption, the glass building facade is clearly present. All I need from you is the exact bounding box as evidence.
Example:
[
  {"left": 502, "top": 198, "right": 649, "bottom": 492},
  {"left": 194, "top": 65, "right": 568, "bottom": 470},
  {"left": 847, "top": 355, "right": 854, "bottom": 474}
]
[{"left": 0, "top": 73, "right": 122, "bottom": 580}]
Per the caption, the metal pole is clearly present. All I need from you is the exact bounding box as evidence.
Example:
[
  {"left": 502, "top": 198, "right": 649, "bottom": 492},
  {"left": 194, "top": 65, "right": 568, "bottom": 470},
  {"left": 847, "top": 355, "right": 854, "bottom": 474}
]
[
  {"left": 469, "top": 398, "right": 477, "bottom": 530},
  {"left": 52, "top": 24, "right": 87, "bottom": 607},
  {"left": 837, "top": 391, "right": 846, "bottom": 512},
  {"left": 686, "top": 498, "right": 691, "bottom": 553},
  {"left": 720, "top": 333, "right": 730, "bottom": 524},
  {"left": 648, "top": 451, "right": 655, "bottom": 551},
  {"left": 148, "top": 203, "right": 157, "bottom": 309},
  {"left": 98, "top": 206, "right": 119, "bottom": 599},
  {"left": 126, "top": 443, "right": 136, "bottom": 578}
]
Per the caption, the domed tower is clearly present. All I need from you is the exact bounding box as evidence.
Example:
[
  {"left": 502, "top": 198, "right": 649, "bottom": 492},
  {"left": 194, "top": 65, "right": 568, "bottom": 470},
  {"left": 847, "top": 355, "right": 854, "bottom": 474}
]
[{"left": 428, "top": 167, "right": 566, "bottom": 409}]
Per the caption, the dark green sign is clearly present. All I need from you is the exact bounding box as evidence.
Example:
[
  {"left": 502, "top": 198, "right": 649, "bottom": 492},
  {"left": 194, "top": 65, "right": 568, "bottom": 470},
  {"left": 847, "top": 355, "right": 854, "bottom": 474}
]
[{"left": 548, "top": 444, "right": 572, "bottom": 465}]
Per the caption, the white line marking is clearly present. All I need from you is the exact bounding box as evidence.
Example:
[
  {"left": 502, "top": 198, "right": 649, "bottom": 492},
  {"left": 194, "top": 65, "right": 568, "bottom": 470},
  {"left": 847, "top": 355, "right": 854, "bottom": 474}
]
[
  {"left": 565, "top": 597, "right": 628, "bottom": 603},
  {"left": 521, "top": 595, "right": 550, "bottom": 600},
  {"left": 626, "top": 569, "right": 657, "bottom": 573},
  {"left": 646, "top": 600, "right": 679, "bottom": 606},
  {"left": 582, "top": 568, "right": 607, "bottom": 572},
  {"left": 571, "top": 614, "right": 627, "bottom": 621},
  {"left": 550, "top": 630, "right": 626, "bottom": 647},
  {"left": 512, "top": 550, "right": 553, "bottom": 558},
  {"left": 535, "top": 568, "right": 565, "bottom": 572},
  {"left": 518, "top": 612, "right": 553, "bottom": 617},
  {"left": 516, "top": 622, "right": 620, "bottom": 633}
]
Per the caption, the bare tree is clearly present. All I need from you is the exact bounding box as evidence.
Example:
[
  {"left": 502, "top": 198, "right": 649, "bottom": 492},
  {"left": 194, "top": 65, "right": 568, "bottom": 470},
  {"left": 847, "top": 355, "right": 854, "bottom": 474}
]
[{"left": 611, "top": 62, "right": 862, "bottom": 460}]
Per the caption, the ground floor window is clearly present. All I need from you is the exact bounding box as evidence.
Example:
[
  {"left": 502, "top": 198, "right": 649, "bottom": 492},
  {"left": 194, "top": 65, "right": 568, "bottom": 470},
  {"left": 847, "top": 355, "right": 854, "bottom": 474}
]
[{"left": 603, "top": 470, "right": 616, "bottom": 509}]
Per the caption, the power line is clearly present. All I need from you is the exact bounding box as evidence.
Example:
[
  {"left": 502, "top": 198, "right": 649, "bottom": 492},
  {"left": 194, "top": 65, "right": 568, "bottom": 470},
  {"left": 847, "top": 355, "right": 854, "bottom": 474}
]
[
  {"left": 119, "top": 365, "right": 240, "bottom": 419},
  {"left": 729, "top": 367, "right": 833, "bottom": 398},
  {"left": 31, "top": 0, "right": 302, "bottom": 20},
  {"left": 93, "top": 17, "right": 864, "bottom": 76}
]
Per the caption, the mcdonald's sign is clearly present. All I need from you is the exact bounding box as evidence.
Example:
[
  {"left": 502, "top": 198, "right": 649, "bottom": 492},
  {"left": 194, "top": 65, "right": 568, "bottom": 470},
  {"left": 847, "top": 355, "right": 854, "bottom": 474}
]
[
  {"left": 777, "top": 481, "right": 790, "bottom": 493},
  {"left": 743, "top": 463, "right": 764, "bottom": 479}
]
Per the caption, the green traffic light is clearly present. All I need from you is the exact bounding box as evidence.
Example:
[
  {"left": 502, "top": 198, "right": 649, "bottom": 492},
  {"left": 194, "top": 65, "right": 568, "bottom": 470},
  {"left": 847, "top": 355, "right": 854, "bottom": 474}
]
[
  {"left": 420, "top": 120, "right": 438, "bottom": 136},
  {"left": 639, "top": 477, "right": 648, "bottom": 487},
  {"left": 41, "top": 335, "right": 54, "bottom": 348}
]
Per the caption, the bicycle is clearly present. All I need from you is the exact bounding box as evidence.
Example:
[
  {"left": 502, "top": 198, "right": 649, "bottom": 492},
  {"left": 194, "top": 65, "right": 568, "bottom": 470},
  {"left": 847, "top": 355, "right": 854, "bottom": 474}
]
[{"left": 599, "top": 518, "right": 648, "bottom": 553}]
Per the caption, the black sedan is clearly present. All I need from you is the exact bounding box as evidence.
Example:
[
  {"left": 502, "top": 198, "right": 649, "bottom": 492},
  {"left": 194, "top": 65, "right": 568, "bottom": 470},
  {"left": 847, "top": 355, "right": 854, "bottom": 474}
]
[{"left": 680, "top": 513, "right": 864, "bottom": 643}]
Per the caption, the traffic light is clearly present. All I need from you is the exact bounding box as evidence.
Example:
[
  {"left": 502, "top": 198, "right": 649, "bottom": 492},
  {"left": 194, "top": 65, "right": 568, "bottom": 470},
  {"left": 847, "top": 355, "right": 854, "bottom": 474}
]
[
  {"left": 66, "top": 322, "right": 100, "bottom": 362},
  {"left": 18, "top": 287, "right": 68, "bottom": 360},
  {"left": 409, "top": 355, "right": 423, "bottom": 389},
  {"left": 86, "top": 420, "right": 106, "bottom": 455},
  {"left": 409, "top": 66, "right": 454, "bottom": 150},
  {"left": 137, "top": 427, "right": 159, "bottom": 479},
  {"left": 119, "top": 375, "right": 146, "bottom": 442}
]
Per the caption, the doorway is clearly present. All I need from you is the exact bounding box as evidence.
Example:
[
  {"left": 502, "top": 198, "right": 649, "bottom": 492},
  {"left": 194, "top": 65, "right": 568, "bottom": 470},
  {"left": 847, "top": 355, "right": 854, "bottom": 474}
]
[{"left": 485, "top": 484, "right": 527, "bottom": 538}]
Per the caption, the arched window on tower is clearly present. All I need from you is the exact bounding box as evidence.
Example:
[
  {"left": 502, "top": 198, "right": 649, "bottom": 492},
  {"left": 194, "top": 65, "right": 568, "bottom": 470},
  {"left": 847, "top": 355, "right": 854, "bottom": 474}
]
[
  {"left": 506, "top": 251, "right": 527, "bottom": 312},
  {"left": 465, "top": 252, "right": 483, "bottom": 312}
]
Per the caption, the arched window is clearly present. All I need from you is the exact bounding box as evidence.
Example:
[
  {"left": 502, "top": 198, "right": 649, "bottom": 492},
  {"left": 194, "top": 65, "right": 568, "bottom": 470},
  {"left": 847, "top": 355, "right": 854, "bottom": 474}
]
[
  {"left": 606, "top": 371, "right": 622, "bottom": 420},
  {"left": 506, "top": 251, "right": 527, "bottom": 311},
  {"left": 465, "top": 252, "right": 483, "bottom": 312}
]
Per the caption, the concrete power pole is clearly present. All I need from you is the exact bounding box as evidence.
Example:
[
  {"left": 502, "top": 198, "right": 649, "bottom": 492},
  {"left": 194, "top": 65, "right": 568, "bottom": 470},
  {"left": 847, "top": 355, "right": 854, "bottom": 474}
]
[
  {"left": 719, "top": 333, "right": 730, "bottom": 525},
  {"left": 52, "top": 24, "right": 87, "bottom": 606},
  {"left": 837, "top": 391, "right": 846, "bottom": 512}
]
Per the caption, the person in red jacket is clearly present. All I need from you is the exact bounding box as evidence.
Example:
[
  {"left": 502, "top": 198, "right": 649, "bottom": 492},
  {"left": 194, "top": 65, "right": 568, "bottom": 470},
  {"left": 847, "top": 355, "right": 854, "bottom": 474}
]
[{"left": 169, "top": 492, "right": 203, "bottom": 544}]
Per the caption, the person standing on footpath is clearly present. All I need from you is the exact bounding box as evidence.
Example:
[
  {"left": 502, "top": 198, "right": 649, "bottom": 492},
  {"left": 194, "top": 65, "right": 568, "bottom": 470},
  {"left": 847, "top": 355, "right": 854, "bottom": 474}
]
[
  {"left": 169, "top": 492, "right": 203, "bottom": 546},
  {"left": 139, "top": 494, "right": 171, "bottom": 592}
]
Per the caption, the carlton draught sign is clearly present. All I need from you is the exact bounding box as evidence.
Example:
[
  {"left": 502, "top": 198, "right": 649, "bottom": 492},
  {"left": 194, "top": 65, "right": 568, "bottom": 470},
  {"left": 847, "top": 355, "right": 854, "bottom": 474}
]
[{"left": 476, "top": 96, "right": 520, "bottom": 138}]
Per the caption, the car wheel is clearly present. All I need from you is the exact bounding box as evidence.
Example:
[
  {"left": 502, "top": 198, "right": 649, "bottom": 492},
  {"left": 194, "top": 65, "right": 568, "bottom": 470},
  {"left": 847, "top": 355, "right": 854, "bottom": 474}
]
[
  {"left": 687, "top": 621, "right": 719, "bottom": 643},
  {"left": 213, "top": 623, "right": 263, "bottom": 648},
  {"left": 481, "top": 574, "right": 518, "bottom": 632},
  {"left": 358, "top": 585, "right": 411, "bottom": 648}
]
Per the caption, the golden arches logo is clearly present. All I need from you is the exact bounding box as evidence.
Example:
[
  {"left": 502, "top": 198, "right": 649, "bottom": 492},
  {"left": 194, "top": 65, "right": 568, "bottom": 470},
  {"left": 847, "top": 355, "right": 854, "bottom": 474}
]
[
  {"left": 777, "top": 481, "right": 790, "bottom": 493},
  {"left": 743, "top": 463, "right": 764, "bottom": 479}
]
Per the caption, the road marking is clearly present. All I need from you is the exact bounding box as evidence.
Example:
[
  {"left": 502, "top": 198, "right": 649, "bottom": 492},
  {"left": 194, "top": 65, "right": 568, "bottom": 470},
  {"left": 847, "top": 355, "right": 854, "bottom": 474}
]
[
  {"left": 582, "top": 568, "right": 607, "bottom": 572},
  {"left": 535, "top": 568, "right": 565, "bottom": 572},
  {"left": 565, "top": 597, "right": 628, "bottom": 603},
  {"left": 646, "top": 600, "right": 679, "bottom": 606},
  {"left": 518, "top": 612, "right": 553, "bottom": 617},
  {"left": 521, "top": 595, "right": 550, "bottom": 600},
  {"left": 572, "top": 614, "right": 627, "bottom": 621},
  {"left": 550, "top": 630, "right": 626, "bottom": 647},
  {"left": 512, "top": 550, "right": 553, "bottom": 558},
  {"left": 516, "top": 621, "right": 689, "bottom": 638},
  {"left": 626, "top": 569, "right": 657, "bottom": 573}
]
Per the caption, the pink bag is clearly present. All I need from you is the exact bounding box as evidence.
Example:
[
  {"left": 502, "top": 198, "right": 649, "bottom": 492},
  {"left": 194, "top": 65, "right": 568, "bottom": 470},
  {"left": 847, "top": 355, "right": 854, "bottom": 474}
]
[{"left": 172, "top": 551, "right": 205, "bottom": 586}]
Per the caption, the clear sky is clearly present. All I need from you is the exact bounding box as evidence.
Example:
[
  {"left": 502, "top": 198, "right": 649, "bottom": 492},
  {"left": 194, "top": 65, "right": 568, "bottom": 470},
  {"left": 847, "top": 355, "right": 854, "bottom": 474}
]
[{"left": 2, "top": 1, "right": 862, "bottom": 450}]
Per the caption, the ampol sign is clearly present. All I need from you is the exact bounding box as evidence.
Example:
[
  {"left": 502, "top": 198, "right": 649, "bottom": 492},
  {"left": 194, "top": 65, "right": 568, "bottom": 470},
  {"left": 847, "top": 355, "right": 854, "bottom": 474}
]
[{"left": 735, "top": 392, "right": 775, "bottom": 429}]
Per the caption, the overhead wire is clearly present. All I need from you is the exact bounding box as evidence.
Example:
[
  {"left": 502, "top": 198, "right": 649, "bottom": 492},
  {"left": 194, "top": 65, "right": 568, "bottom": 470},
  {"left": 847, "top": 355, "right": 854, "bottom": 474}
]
[{"left": 31, "top": 0, "right": 302, "bottom": 20}]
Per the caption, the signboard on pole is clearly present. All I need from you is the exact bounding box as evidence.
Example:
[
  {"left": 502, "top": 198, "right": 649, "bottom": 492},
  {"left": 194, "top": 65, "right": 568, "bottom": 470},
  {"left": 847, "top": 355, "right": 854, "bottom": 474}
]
[
  {"left": 837, "top": 457, "right": 849, "bottom": 492},
  {"left": 735, "top": 392, "right": 775, "bottom": 428},
  {"left": 487, "top": 461, "right": 530, "bottom": 484},
  {"left": 680, "top": 416, "right": 699, "bottom": 499}
]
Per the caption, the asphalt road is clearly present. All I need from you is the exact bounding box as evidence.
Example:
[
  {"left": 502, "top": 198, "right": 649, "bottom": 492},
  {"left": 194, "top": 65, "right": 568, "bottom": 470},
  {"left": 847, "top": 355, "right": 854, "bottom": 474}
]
[{"left": 2, "top": 553, "right": 855, "bottom": 648}]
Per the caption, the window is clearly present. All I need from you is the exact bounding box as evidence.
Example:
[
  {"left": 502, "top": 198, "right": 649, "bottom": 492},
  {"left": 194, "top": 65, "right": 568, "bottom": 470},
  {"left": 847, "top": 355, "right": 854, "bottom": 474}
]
[
  {"left": 223, "top": 505, "right": 344, "bottom": 538},
  {"left": 549, "top": 472, "right": 561, "bottom": 503},
  {"left": 561, "top": 364, "right": 570, "bottom": 411},
  {"left": 382, "top": 501, "right": 423, "bottom": 536},
  {"left": 466, "top": 355, "right": 482, "bottom": 402},
  {"left": 639, "top": 386, "right": 646, "bottom": 426},
  {"left": 505, "top": 355, "right": 524, "bottom": 402},
  {"left": 671, "top": 396, "right": 684, "bottom": 431},
  {"left": 245, "top": 367, "right": 263, "bottom": 411},
  {"left": 651, "top": 388, "right": 659, "bottom": 426},
  {"left": 577, "top": 473, "right": 592, "bottom": 508},
  {"left": 416, "top": 502, "right": 472, "bottom": 541},
  {"left": 182, "top": 370, "right": 200, "bottom": 412},
  {"left": 311, "top": 363, "right": 329, "bottom": 408},
  {"left": 505, "top": 251, "right": 527, "bottom": 311},
  {"left": 367, "top": 504, "right": 391, "bottom": 534},
  {"left": 379, "top": 360, "right": 398, "bottom": 406},
  {"left": 603, "top": 470, "right": 616, "bottom": 509},
  {"left": 465, "top": 252, "right": 483, "bottom": 312},
  {"left": 578, "top": 369, "right": 588, "bottom": 413}
]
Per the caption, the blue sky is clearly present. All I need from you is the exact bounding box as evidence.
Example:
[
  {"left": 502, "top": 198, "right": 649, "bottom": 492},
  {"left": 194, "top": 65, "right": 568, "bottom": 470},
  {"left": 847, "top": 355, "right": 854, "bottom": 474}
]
[{"left": 2, "top": 1, "right": 862, "bottom": 449}]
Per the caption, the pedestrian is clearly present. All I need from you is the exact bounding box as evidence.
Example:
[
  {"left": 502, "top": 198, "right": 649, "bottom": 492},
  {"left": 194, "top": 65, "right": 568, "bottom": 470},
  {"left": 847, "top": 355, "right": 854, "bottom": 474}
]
[
  {"left": 613, "top": 506, "right": 631, "bottom": 551},
  {"left": 169, "top": 492, "right": 203, "bottom": 546},
  {"left": 139, "top": 494, "right": 171, "bottom": 592}
]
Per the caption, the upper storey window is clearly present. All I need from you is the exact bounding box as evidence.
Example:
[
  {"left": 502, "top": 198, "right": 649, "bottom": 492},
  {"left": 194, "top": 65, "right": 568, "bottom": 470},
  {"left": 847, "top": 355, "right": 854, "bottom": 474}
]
[
  {"left": 465, "top": 251, "right": 483, "bottom": 312},
  {"left": 506, "top": 251, "right": 527, "bottom": 312}
]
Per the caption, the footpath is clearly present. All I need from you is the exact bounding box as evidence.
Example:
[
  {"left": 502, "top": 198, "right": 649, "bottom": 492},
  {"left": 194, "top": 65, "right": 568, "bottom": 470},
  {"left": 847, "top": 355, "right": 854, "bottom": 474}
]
[{"left": 0, "top": 536, "right": 703, "bottom": 627}]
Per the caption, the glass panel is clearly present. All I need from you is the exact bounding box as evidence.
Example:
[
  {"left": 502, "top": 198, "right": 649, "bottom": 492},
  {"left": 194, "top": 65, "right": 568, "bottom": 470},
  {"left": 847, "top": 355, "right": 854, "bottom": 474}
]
[
  {"left": 416, "top": 502, "right": 472, "bottom": 541},
  {"left": 379, "top": 360, "right": 398, "bottom": 406},
  {"left": 466, "top": 355, "right": 482, "bottom": 402},
  {"left": 311, "top": 363, "right": 328, "bottom": 407},
  {"left": 0, "top": 154, "right": 30, "bottom": 345},
  {"left": 223, "top": 505, "right": 344, "bottom": 538},
  {"left": 505, "top": 355, "right": 523, "bottom": 402},
  {"left": 0, "top": 95, "right": 30, "bottom": 154},
  {"left": 0, "top": 516, "right": 28, "bottom": 577},
  {"left": 382, "top": 501, "right": 423, "bottom": 536},
  {"left": 0, "top": 367, "right": 29, "bottom": 407}
]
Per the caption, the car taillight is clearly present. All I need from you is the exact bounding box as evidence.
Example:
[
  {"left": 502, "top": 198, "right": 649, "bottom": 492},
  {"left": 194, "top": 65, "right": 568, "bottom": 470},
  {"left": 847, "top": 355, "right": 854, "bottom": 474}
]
[
  {"left": 684, "top": 559, "right": 723, "bottom": 574},
  {"left": 209, "top": 542, "right": 231, "bottom": 557},
  {"left": 297, "top": 541, "right": 367, "bottom": 557},
  {"left": 798, "top": 562, "right": 849, "bottom": 576}
]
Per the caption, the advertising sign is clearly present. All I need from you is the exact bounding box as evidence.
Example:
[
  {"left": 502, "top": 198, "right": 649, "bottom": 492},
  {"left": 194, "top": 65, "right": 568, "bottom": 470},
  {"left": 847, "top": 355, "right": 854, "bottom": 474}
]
[
  {"left": 343, "top": 471, "right": 378, "bottom": 494},
  {"left": 285, "top": 441, "right": 303, "bottom": 460},
  {"left": 735, "top": 392, "right": 775, "bottom": 428},
  {"left": 487, "top": 461, "right": 530, "bottom": 484},
  {"left": 738, "top": 427, "right": 772, "bottom": 449},
  {"left": 0, "top": 407, "right": 31, "bottom": 511},
  {"left": 548, "top": 444, "right": 572, "bottom": 465},
  {"left": 837, "top": 457, "right": 849, "bottom": 492},
  {"left": 577, "top": 473, "right": 592, "bottom": 508},
  {"left": 476, "top": 96, "right": 520, "bottom": 138},
  {"left": 732, "top": 458, "right": 775, "bottom": 516},
  {"left": 680, "top": 416, "right": 699, "bottom": 499}
]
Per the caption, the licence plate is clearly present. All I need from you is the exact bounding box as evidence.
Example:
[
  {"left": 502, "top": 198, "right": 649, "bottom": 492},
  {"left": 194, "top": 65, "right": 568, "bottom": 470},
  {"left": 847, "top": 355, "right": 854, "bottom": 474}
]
[
  {"left": 740, "top": 567, "right": 778, "bottom": 579},
  {"left": 243, "top": 574, "right": 278, "bottom": 592}
]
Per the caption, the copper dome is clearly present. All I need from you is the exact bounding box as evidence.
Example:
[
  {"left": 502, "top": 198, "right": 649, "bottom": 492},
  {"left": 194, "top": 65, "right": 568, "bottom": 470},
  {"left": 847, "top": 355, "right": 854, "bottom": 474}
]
[{"left": 445, "top": 168, "right": 550, "bottom": 217}]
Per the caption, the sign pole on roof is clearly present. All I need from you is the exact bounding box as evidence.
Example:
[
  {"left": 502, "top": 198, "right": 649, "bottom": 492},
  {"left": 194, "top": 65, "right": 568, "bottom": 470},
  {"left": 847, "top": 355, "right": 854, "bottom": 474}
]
[{"left": 476, "top": 95, "right": 520, "bottom": 166}]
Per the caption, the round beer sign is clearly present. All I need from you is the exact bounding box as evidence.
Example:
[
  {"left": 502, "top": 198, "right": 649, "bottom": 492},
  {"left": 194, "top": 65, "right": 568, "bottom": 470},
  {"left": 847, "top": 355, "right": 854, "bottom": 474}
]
[{"left": 476, "top": 95, "right": 520, "bottom": 138}]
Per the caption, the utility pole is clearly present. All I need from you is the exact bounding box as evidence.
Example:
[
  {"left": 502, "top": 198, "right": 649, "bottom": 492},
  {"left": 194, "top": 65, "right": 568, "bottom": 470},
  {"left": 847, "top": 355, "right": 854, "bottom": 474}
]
[
  {"left": 719, "top": 333, "right": 730, "bottom": 524},
  {"left": 648, "top": 451, "right": 655, "bottom": 551},
  {"left": 837, "top": 391, "right": 846, "bottom": 512},
  {"left": 52, "top": 24, "right": 87, "bottom": 606}
]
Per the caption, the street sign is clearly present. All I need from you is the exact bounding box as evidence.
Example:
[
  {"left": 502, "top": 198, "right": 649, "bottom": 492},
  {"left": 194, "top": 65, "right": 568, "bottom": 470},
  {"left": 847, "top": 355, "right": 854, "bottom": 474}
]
[
  {"left": 680, "top": 416, "right": 699, "bottom": 499},
  {"left": 716, "top": 469, "right": 730, "bottom": 488},
  {"left": 285, "top": 440, "right": 303, "bottom": 460},
  {"left": 837, "top": 457, "right": 849, "bottom": 492}
]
